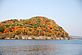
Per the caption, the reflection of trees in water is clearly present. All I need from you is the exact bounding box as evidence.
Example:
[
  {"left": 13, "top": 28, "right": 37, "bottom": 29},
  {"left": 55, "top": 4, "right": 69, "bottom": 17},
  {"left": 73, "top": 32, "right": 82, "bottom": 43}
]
[
  {"left": 27, "top": 45, "right": 55, "bottom": 55},
  {"left": 0, "top": 45, "right": 55, "bottom": 55}
]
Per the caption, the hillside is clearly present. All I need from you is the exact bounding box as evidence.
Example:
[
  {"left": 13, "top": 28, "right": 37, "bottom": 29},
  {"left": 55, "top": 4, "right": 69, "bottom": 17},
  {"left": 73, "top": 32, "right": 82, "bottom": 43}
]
[{"left": 0, "top": 16, "right": 70, "bottom": 39}]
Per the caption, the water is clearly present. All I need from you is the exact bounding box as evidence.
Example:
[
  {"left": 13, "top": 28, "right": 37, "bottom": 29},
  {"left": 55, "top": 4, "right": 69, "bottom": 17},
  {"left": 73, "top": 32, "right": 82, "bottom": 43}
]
[{"left": 0, "top": 40, "right": 82, "bottom": 55}]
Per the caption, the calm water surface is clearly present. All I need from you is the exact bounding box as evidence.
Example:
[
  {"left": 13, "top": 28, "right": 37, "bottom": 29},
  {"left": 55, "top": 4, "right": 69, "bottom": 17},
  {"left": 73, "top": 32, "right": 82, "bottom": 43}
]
[{"left": 0, "top": 40, "right": 82, "bottom": 55}]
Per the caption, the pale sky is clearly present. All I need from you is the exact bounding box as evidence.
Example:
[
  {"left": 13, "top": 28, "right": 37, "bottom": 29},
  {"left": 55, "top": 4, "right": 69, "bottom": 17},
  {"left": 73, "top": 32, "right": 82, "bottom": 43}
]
[{"left": 0, "top": 0, "right": 82, "bottom": 36}]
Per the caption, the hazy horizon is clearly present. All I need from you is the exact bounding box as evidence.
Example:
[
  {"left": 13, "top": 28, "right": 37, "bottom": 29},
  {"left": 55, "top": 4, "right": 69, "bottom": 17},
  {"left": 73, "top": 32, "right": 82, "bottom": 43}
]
[{"left": 0, "top": 0, "right": 82, "bottom": 36}]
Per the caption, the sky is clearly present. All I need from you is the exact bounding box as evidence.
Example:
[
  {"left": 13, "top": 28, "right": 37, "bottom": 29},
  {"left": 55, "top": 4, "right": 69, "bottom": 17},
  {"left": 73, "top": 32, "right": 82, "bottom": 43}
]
[{"left": 0, "top": 0, "right": 82, "bottom": 36}]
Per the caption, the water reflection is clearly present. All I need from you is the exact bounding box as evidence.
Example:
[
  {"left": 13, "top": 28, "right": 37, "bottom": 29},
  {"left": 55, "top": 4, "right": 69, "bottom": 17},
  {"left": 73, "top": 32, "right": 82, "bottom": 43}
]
[
  {"left": 0, "top": 40, "right": 82, "bottom": 55},
  {"left": 0, "top": 45, "right": 55, "bottom": 55}
]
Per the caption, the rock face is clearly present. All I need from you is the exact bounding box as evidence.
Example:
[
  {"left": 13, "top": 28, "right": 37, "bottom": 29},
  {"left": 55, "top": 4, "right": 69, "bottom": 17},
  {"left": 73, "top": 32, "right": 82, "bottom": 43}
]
[{"left": 0, "top": 16, "right": 70, "bottom": 40}]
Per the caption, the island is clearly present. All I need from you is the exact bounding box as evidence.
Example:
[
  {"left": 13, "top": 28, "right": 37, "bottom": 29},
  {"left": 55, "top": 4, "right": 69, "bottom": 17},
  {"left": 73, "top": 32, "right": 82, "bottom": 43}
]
[{"left": 0, "top": 16, "right": 70, "bottom": 40}]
